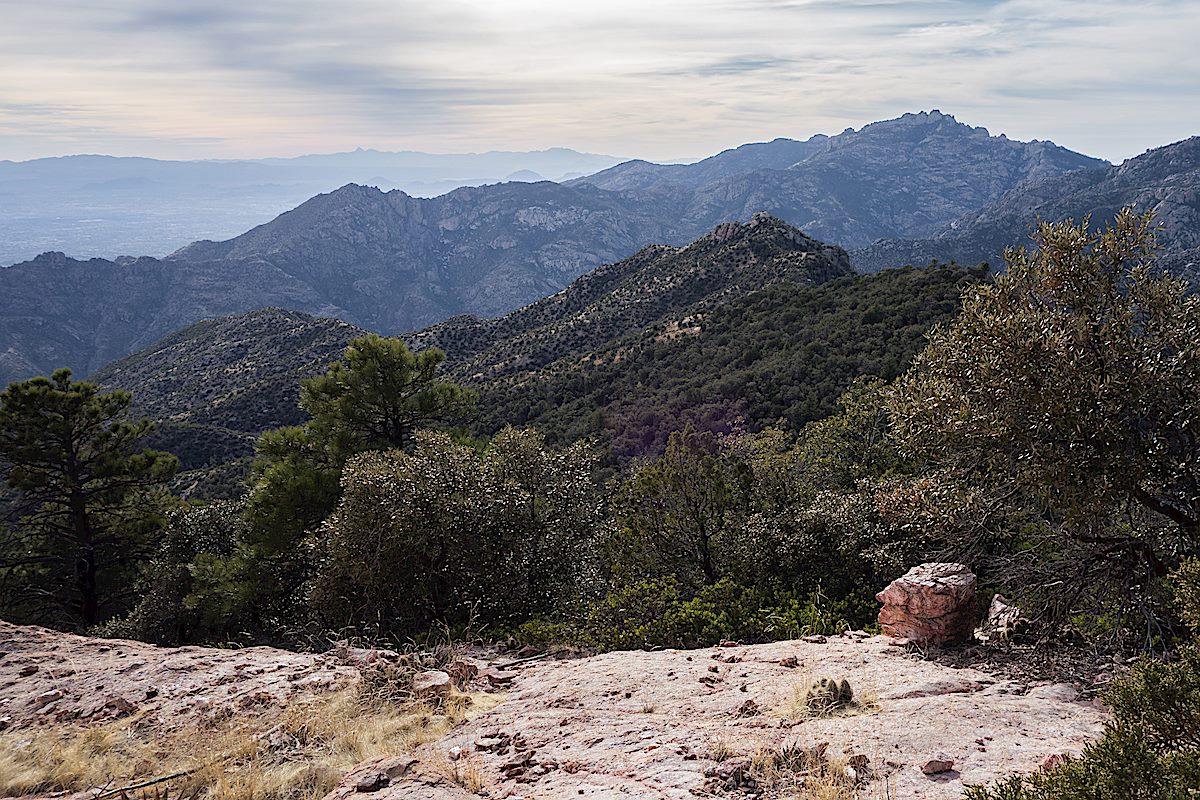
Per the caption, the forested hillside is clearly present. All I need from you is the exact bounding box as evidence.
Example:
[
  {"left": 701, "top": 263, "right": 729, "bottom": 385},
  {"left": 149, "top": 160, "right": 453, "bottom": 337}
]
[
  {"left": 94, "top": 218, "right": 977, "bottom": 481},
  {"left": 470, "top": 264, "right": 984, "bottom": 457}
]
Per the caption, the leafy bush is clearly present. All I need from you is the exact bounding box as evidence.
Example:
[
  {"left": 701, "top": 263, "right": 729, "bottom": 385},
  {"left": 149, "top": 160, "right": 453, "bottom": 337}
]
[
  {"left": 309, "top": 428, "right": 603, "bottom": 635},
  {"left": 889, "top": 212, "right": 1200, "bottom": 628},
  {"left": 100, "top": 501, "right": 247, "bottom": 644}
]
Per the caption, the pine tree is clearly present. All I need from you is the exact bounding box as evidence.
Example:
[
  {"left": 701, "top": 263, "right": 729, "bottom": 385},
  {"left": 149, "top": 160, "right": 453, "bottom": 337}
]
[{"left": 0, "top": 369, "right": 177, "bottom": 627}]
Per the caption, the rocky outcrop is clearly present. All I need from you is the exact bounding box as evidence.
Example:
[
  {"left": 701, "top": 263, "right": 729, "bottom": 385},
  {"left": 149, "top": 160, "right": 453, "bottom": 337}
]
[
  {"left": 854, "top": 135, "right": 1200, "bottom": 283},
  {"left": 877, "top": 563, "right": 979, "bottom": 645},
  {"left": 0, "top": 622, "right": 1107, "bottom": 800},
  {"left": 0, "top": 621, "right": 358, "bottom": 734}
]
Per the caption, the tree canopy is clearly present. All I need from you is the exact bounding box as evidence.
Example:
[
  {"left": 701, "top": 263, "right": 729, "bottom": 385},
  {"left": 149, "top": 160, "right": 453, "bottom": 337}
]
[{"left": 889, "top": 210, "right": 1200, "bottom": 621}]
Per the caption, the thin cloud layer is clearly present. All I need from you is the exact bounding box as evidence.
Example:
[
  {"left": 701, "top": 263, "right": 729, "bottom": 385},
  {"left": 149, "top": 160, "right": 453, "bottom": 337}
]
[{"left": 0, "top": 0, "right": 1195, "bottom": 162}]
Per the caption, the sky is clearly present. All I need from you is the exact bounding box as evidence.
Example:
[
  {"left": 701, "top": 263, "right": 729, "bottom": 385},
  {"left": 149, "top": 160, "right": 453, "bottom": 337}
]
[{"left": 1, "top": 0, "right": 1197, "bottom": 164}]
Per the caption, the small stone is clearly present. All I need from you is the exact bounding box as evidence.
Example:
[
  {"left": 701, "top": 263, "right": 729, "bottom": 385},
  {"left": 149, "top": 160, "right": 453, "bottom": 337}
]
[
  {"left": 355, "top": 773, "right": 389, "bottom": 792},
  {"left": 707, "top": 755, "right": 753, "bottom": 787},
  {"left": 734, "top": 699, "right": 760, "bottom": 717},
  {"left": 484, "top": 671, "right": 516, "bottom": 687},
  {"left": 1040, "top": 753, "right": 1071, "bottom": 771},
  {"left": 34, "top": 689, "right": 62, "bottom": 707},
  {"left": 801, "top": 635, "right": 827, "bottom": 644},
  {"left": 980, "top": 594, "right": 1025, "bottom": 640},
  {"left": 921, "top": 755, "right": 955, "bottom": 775},
  {"left": 448, "top": 746, "right": 463, "bottom": 761},
  {"left": 413, "top": 670, "right": 452, "bottom": 700},
  {"left": 18, "top": 665, "right": 38, "bottom": 677},
  {"left": 448, "top": 657, "right": 481, "bottom": 688},
  {"left": 97, "top": 696, "right": 138, "bottom": 719},
  {"left": 779, "top": 656, "right": 798, "bottom": 668},
  {"left": 1026, "top": 684, "right": 1079, "bottom": 703}
]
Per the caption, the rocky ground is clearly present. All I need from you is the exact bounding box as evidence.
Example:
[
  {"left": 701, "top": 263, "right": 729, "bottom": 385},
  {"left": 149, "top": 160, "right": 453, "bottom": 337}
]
[
  {"left": 0, "top": 621, "right": 359, "bottom": 736},
  {"left": 0, "top": 622, "right": 1108, "bottom": 800}
]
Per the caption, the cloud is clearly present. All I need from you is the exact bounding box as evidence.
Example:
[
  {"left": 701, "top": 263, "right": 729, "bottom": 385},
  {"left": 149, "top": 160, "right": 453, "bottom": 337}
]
[{"left": 0, "top": 0, "right": 1196, "bottom": 161}]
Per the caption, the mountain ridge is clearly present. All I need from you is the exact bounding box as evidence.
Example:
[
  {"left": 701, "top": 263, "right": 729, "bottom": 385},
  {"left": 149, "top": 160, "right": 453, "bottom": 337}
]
[
  {"left": 94, "top": 215, "right": 852, "bottom": 475},
  {"left": 0, "top": 111, "right": 1111, "bottom": 386}
]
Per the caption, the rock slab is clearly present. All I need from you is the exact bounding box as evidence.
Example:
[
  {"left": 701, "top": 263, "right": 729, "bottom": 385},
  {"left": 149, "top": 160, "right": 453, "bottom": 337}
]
[{"left": 325, "top": 635, "right": 1106, "bottom": 800}]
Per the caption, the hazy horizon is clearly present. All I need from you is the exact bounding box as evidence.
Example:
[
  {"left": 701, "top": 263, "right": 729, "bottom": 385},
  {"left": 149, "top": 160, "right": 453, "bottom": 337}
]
[{"left": 3, "top": 1, "right": 1198, "bottom": 165}]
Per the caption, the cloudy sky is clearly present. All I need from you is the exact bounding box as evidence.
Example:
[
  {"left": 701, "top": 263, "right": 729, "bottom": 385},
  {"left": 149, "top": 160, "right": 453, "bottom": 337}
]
[{"left": 1, "top": 0, "right": 1197, "bottom": 163}]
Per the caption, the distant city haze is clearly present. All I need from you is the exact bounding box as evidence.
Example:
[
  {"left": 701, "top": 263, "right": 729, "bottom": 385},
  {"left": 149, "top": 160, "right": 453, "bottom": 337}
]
[{"left": 2, "top": 0, "right": 1198, "bottom": 164}]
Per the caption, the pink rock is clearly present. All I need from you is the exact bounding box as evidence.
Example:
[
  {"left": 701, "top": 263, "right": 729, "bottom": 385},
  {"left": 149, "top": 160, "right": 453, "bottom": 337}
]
[
  {"left": 447, "top": 657, "right": 482, "bottom": 688},
  {"left": 1040, "top": 752, "right": 1071, "bottom": 771},
  {"left": 877, "top": 563, "right": 977, "bottom": 645},
  {"left": 982, "top": 594, "right": 1024, "bottom": 640},
  {"left": 922, "top": 755, "right": 955, "bottom": 774},
  {"left": 412, "top": 670, "right": 451, "bottom": 700}
]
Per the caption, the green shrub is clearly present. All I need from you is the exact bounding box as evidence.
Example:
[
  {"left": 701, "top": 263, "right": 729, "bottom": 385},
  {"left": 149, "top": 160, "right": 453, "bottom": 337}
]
[
  {"left": 309, "top": 428, "right": 603, "bottom": 636},
  {"left": 99, "top": 501, "right": 247, "bottom": 644},
  {"left": 547, "top": 577, "right": 872, "bottom": 652}
]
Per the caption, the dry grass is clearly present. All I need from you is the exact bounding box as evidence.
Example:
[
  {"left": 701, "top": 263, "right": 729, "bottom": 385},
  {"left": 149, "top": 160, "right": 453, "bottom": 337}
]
[
  {"left": 433, "top": 754, "right": 486, "bottom": 794},
  {"left": 0, "top": 687, "right": 502, "bottom": 800},
  {"left": 704, "top": 734, "right": 741, "bottom": 763},
  {"left": 749, "top": 742, "right": 897, "bottom": 800}
]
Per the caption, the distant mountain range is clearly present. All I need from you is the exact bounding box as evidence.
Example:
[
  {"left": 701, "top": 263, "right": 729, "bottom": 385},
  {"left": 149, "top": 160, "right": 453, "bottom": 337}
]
[
  {"left": 0, "top": 110, "right": 1115, "bottom": 387},
  {"left": 854, "top": 136, "right": 1200, "bottom": 281},
  {"left": 0, "top": 147, "right": 625, "bottom": 266}
]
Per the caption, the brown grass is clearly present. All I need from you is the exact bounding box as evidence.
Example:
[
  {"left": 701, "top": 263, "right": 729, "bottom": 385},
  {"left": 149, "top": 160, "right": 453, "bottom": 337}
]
[
  {"left": 0, "top": 688, "right": 502, "bottom": 800},
  {"left": 749, "top": 742, "right": 897, "bottom": 800},
  {"left": 433, "top": 754, "right": 486, "bottom": 794}
]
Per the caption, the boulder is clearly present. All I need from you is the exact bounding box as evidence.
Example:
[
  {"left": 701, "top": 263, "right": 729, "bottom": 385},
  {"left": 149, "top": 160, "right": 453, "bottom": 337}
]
[{"left": 876, "top": 563, "right": 977, "bottom": 645}]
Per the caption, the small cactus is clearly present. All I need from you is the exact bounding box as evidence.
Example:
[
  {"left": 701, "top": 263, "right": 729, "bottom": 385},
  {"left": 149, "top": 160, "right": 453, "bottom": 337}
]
[{"left": 804, "top": 676, "right": 855, "bottom": 713}]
